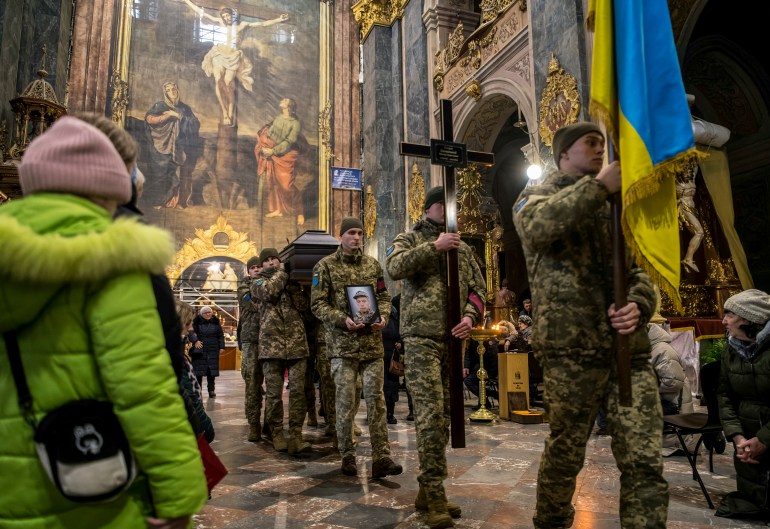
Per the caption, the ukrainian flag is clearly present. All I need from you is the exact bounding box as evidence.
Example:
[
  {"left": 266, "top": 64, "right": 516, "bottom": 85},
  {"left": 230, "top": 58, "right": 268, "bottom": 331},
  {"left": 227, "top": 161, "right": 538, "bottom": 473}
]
[{"left": 589, "top": 0, "right": 698, "bottom": 310}]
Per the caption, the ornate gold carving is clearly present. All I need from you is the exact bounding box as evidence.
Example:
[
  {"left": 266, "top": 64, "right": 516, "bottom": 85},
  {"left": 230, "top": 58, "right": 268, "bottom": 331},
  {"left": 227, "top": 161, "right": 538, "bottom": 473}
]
[
  {"left": 110, "top": 70, "right": 129, "bottom": 124},
  {"left": 408, "top": 162, "right": 426, "bottom": 224},
  {"left": 363, "top": 185, "right": 377, "bottom": 238},
  {"left": 707, "top": 257, "right": 739, "bottom": 285},
  {"left": 466, "top": 80, "right": 482, "bottom": 101},
  {"left": 441, "top": 5, "right": 524, "bottom": 94},
  {"left": 319, "top": 99, "right": 334, "bottom": 161},
  {"left": 167, "top": 215, "right": 258, "bottom": 281},
  {"left": 538, "top": 54, "right": 580, "bottom": 147},
  {"left": 352, "top": 0, "right": 410, "bottom": 42},
  {"left": 0, "top": 122, "right": 10, "bottom": 162},
  {"left": 458, "top": 164, "right": 486, "bottom": 234},
  {"left": 485, "top": 223, "right": 504, "bottom": 303},
  {"left": 446, "top": 21, "right": 466, "bottom": 65},
  {"left": 8, "top": 46, "right": 67, "bottom": 157}
]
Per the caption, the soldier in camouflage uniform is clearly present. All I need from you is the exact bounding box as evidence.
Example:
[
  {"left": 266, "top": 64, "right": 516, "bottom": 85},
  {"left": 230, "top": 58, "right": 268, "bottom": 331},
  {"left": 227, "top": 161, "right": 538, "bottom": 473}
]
[
  {"left": 251, "top": 247, "right": 311, "bottom": 455},
  {"left": 512, "top": 122, "right": 668, "bottom": 529},
  {"left": 238, "top": 255, "right": 266, "bottom": 442},
  {"left": 311, "top": 217, "right": 402, "bottom": 478},
  {"left": 386, "top": 188, "right": 486, "bottom": 529}
]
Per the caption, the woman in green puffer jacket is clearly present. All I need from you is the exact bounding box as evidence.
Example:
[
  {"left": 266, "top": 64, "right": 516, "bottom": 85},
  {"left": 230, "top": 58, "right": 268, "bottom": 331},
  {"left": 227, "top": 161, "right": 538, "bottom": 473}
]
[
  {"left": 0, "top": 117, "right": 208, "bottom": 528},
  {"left": 716, "top": 289, "right": 770, "bottom": 520}
]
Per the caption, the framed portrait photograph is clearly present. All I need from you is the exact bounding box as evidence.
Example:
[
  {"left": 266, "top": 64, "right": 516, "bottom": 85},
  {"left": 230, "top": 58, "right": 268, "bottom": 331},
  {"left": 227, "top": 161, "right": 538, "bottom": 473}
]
[{"left": 346, "top": 285, "right": 381, "bottom": 326}]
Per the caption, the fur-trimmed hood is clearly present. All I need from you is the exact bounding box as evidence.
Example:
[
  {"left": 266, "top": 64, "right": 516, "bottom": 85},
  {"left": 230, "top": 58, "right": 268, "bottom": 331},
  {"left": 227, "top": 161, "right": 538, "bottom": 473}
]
[{"left": 0, "top": 193, "right": 175, "bottom": 331}]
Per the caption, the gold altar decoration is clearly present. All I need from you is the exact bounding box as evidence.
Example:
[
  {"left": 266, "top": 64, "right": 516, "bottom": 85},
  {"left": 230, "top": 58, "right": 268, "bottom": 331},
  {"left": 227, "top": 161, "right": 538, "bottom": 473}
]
[
  {"left": 538, "top": 54, "right": 580, "bottom": 147},
  {"left": 437, "top": 2, "right": 527, "bottom": 95},
  {"left": 363, "top": 185, "right": 377, "bottom": 238},
  {"left": 457, "top": 164, "right": 485, "bottom": 234},
  {"left": 9, "top": 45, "right": 67, "bottom": 156},
  {"left": 468, "top": 327, "right": 500, "bottom": 423},
  {"left": 485, "top": 223, "right": 504, "bottom": 304},
  {"left": 110, "top": 70, "right": 129, "bottom": 124},
  {"left": 466, "top": 80, "right": 482, "bottom": 101},
  {"left": 352, "top": 0, "right": 410, "bottom": 42},
  {"left": 408, "top": 162, "right": 425, "bottom": 224},
  {"left": 319, "top": 99, "right": 334, "bottom": 162},
  {"left": 457, "top": 164, "right": 502, "bottom": 303},
  {"left": 167, "top": 215, "right": 258, "bottom": 281}
]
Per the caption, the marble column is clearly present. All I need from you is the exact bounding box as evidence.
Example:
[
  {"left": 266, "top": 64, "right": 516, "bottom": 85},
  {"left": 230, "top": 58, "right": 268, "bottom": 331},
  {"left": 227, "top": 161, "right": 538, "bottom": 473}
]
[{"left": 68, "top": 0, "right": 116, "bottom": 113}]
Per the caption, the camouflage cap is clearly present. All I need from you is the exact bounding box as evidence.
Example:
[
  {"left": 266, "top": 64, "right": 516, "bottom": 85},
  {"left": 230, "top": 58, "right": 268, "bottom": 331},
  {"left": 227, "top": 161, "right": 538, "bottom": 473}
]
[
  {"left": 518, "top": 314, "right": 533, "bottom": 326},
  {"left": 424, "top": 186, "right": 444, "bottom": 210},
  {"left": 340, "top": 216, "right": 364, "bottom": 235},
  {"left": 246, "top": 256, "right": 261, "bottom": 269},
  {"left": 552, "top": 122, "right": 603, "bottom": 169},
  {"left": 259, "top": 247, "right": 280, "bottom": 265},
  {"left": 354, "top": 290, "right": 368, "bottom": 299}
]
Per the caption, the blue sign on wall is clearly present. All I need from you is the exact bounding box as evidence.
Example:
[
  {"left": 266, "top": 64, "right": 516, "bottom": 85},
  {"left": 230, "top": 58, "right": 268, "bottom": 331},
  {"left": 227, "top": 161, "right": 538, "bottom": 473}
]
[{"left": 331, "top": 167, "right": 363, "bottom": 190}]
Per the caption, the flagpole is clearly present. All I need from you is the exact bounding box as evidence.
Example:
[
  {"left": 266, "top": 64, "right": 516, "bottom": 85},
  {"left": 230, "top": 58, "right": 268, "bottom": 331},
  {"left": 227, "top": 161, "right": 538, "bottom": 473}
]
[{"left": 607, "top": 141, "right": 632, "bottom": 407}]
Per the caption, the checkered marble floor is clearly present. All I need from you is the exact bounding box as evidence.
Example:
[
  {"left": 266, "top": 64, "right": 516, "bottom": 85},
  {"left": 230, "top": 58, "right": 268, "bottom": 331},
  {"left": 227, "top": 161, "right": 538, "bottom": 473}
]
[{"left": 195, "top": 371, "right": 767, "bottom": 528}]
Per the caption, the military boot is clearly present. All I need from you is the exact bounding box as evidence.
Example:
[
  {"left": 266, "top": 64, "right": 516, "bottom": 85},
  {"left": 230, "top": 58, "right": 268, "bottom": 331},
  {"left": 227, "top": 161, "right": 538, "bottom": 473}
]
[
  {"left": 341, "top": 454, "right": 357, "bottom": 476},
  {"left": 248, "top": 422, "right": 261, "bottom": 442},
  {"left": 426, "top": 503, "right": 454, "bottom": 529},
  {"left": 307, "top": 407, "right": 318, "bottom": 427},
  {"left": 415, "top": 485, "right": 462, "bottom": 518},
  {"left": 261, "top": 420, "right": 272, "bottom": 441},
  {"left": 371, "top": 457, "right": 403, "bottom": 478},
  {"left": 288, "top": 434, "right": 311, "bottom": 455},
  {"left": 271, "top": 428, "right": 288, "bottom": 452}
]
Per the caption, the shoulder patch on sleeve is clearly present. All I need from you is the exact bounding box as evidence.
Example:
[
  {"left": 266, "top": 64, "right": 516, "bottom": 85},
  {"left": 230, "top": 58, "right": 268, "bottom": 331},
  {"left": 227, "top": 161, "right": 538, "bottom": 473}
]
[
  {"left": 386, "top": 244, "right": 395, "bottom": 256},
  {"left": 256, "top": 279, "right": 264, "bottom": 286},
  {"left": 312, "top": 270, "right": 319, "bottom": 286},
  {"left": 513, "top": 197, "right": 528, "bottom": 214},
  {"left": 244, "top": 293, "right": 251, "bottom": 301}
]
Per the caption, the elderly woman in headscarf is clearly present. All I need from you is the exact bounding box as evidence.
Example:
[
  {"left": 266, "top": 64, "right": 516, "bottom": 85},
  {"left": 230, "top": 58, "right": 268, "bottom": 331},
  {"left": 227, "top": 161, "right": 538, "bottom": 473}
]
[
  {"left": 716, "top": 289, "right": 770, "bottom": 519},
  {"left": 192, "top": 305, "right": 225, "bottom": 398}
]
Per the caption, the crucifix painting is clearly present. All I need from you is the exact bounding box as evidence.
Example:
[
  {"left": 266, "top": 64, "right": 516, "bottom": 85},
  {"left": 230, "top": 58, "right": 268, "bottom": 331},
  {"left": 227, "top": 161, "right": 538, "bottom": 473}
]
[
  {"left": 180, "top": 0, "right": 288, "bottom": 126},
  {"left": 122, "top": 0, "right": 326, "bottom": 263}
]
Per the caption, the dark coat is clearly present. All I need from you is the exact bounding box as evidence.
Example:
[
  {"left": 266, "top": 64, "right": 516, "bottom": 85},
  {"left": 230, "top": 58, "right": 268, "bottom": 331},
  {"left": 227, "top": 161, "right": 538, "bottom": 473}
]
[
  {"left": 192, "top": 314, "right": 224, "bottom": 377},
  {"left": 718, "top": 330, "right": 770, "bottom": 512},
  {"left": 382, "top": 299, "right": 402, "bottom": 403}
]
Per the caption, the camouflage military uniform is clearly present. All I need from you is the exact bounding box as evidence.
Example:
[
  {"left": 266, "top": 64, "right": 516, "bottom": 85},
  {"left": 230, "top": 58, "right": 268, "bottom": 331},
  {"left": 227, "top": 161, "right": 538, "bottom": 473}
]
[
  {"left": 386, "top": 219, "right": 486, "bottom": 503},
  {"left": 513, "top": 169, "right": 668, "bottom": 529},
  {"left": 238, "top": 276, "right": 265, "bottom": 433},
  {"left": 314, "top": 326, "right": 336, "bottom": 432},
  {"left": 252, "top": 267, "right": 310, "bottom": 442},
  {"left": 311, "top": 246, "right": 392, "bottom": 462}
]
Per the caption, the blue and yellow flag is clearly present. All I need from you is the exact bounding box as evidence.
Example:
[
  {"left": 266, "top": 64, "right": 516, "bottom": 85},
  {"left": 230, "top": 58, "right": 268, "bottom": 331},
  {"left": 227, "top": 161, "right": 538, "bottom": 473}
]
[{"left": 589, "top": 0, "right": 697, "bottom": 310}]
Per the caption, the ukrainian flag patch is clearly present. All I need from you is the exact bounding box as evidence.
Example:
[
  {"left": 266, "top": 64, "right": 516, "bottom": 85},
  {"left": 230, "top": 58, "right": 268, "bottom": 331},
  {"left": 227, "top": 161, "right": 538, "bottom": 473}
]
[
  {"left": 514, "top": 197, "right": 528, "bottom": 214},
  {"left": 256, "top": 280, "right": 264, "bottom": 286},
  {"left": 386, "top": 245, "right": 395, "bottom": 256},
  {"left": 312, "top": 270, "right": 319, "bottom": 286}
]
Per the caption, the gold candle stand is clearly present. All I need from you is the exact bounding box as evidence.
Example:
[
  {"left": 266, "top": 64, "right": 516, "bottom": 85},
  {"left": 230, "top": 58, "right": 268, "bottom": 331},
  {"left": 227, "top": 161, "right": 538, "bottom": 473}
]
[{"left": 468, "top": 328, "right": 499, "bottom": 423}]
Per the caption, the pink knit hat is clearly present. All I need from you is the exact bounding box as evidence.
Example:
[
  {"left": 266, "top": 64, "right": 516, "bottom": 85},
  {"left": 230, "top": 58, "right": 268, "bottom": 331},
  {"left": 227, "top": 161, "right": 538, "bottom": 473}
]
[{"left": 19, "top": 116, "right": 132, "bottom": 203}]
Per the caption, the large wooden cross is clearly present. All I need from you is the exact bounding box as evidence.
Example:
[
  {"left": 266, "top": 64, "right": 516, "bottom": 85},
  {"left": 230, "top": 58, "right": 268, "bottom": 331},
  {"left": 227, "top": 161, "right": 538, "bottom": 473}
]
[{"left": 400, "top": 99, "right": 494, "bottom": 449}]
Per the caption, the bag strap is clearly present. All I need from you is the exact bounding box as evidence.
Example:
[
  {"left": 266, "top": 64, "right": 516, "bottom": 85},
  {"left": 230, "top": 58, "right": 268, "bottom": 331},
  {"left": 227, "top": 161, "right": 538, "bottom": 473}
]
[{"left": 2, "top": 330, "right": 37, "bottom": 428}]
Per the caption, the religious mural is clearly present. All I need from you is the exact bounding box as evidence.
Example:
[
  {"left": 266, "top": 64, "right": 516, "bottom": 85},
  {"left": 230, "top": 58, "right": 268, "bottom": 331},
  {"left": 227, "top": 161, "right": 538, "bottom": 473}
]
[{"left": 123, "top": 0, "right": 323, "bottom": 279}]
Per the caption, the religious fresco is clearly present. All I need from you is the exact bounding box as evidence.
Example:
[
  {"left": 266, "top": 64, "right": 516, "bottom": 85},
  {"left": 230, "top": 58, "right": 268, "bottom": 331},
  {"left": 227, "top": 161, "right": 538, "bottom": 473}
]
[{"left": 122, "top": 0, "right": 327, "bottom": 278}]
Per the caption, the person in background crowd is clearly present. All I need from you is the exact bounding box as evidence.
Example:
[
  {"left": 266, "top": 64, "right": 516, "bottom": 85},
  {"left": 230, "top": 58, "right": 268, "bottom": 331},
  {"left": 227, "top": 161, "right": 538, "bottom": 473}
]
[
  {"left": 520, "top": 298, "right": 532, "bottom": 318},
  {"left": 176, "top": 300, "right": 215, "bottom": 443},
  {"left": 383, "top": 294, "right": 403, "bottom": 424},
  {"left": 0, "top": 116, "right": 207, "bottom": 528},
  {"left": 238, "top": 255, "right": 267, "bottom": 442},
  {"left": 648, "top": 324, "right": 686, "bottom": 416},
  {"left": 716, "top": 289, "right": 770, "bottom": 519},
  {"left": 252, "top": 247, "right": 312, "bottom": 454},
  {"left": 192, "top": 305, "right": 225, "bottom": 398},
  {"left": 311, "top": 217, "right": 402, "bottom": 478},
  {"left": 504, "top": 314, "right": 533, "bottom": 352},
  {"left": 387, "top": 187, "right": 486, "bottom": 528},
  {"left": 513, "top": 122, "right": 667, "bottom": 529}
]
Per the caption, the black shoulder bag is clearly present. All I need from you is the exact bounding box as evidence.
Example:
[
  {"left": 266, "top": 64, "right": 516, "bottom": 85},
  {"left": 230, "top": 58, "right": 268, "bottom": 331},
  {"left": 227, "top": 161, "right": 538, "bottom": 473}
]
[{"left": 3, "top": 330, "right": 136, "bottom": 503}]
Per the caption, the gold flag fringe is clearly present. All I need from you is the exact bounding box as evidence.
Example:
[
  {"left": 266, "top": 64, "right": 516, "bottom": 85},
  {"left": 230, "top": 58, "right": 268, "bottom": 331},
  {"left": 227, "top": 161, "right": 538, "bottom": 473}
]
[
  {"left": 588, "top": 100, "right": 619, "bottom": 152},
  {"left": 619, "top": 148, "right": 703, "bottom": 315}
]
